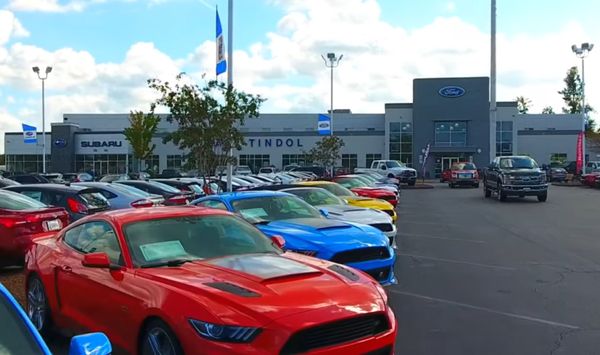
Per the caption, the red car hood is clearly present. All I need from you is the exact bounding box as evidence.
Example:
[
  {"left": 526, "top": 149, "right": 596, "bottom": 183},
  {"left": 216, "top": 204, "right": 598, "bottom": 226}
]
[
  {"left": 137, "top": 253, "right": 384, "bottom": 325},
  {"left": 351, "top": 187, "right": 394, "bottom": 195}
]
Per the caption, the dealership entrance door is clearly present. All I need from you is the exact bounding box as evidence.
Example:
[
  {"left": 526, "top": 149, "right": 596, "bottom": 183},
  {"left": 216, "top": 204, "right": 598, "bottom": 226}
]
[{"left": 441, "top": 157, "right": 460, "bottom": 171}]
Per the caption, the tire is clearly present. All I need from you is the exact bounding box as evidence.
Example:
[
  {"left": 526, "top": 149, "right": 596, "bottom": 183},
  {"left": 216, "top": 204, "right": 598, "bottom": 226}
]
[
  {"left": 537, "top": 193, "right": 548, "bottom": 202},
  {"left": 140, "top": 319, "right": 184, "bottom": 355},
  {"left": 27, "top": 275, "right": 52, "bottom": 336},
  {"left": 449, "top": 183, "right": 455, "bottom": 188},
  {"left": 497, "top": 182, "right": 506, "bottom": 202},
  {"left": 484, "top": 184, "right": 491, "bottom": 198}
]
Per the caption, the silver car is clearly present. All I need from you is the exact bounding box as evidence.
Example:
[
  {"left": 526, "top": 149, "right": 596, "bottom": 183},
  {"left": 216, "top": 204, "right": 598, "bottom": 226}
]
[
  {"left": 74, "top": 182, "right": 164, "bottom": 210},
  {"left": 280, "top": 187, "right": 397, "bottom": 247}
]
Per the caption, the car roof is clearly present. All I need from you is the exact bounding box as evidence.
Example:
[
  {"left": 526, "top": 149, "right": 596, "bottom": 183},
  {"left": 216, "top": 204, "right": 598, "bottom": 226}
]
[
  {"left": 213, "top": 190, "right": 291, "bottom": 201},
  {"left": 94, "top": 206, "right": 230, "bottom": 224},
  {"left": 5, "top": 183, "right": 92, "bottom": 192},
  {"left": 297, "top": 180, "right": 335, "bottom": 185}
]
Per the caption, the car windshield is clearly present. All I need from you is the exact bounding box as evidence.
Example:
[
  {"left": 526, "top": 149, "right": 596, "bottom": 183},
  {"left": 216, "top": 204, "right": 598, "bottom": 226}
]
[
  {"left": 452, "top": 163, "right": 477, "bottom": 170},
  {"left": 499, "top": 157, "right": 538, "bottom": 169},
  {"left": 314, "top": 183, "right": 355, "bottom": 197},
  {"left": 385, "top": 161, "right": 401, "bottom": 168},
  {"left": 336, "top": 178, "right": 367, "bottom": 189},
  {"left": 123, "top": 215, "right": 281, "bottom": 267},
  {"left": 0, "top": 191, "right": 48, "bottom": 210},
  {"left": 231, "top": 195, "right": 321, "bottom": 223},
  {"left": 149, "top": 181, "right": 183, "bottom": 193},
  {"left": 0, "top": 292, "right": 45, "bottom": 355},
  {"left": 286, "top": 188, "right": 344, "bottom": 206},
  {"left": 110, "top": 183, "right": 153, "bottom": 197}
]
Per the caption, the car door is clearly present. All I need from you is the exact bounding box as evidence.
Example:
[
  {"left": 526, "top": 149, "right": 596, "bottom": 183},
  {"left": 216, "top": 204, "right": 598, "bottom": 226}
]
[{"left": 54, "top": 221, "right": 132, "bottom": 338}]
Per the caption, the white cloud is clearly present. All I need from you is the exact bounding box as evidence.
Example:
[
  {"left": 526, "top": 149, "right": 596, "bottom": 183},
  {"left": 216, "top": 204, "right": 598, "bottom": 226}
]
[
  {"left": 446, "top": 2, "right": 456, "bottom": 13},
  {"left": 0, "top": 10, "right": 29, "bottom": 45}
]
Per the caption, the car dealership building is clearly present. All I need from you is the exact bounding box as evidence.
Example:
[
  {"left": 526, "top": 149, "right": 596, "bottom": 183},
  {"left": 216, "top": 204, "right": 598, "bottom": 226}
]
[{"left": 4, "top": 77, "right": 585, "bottom": 178}]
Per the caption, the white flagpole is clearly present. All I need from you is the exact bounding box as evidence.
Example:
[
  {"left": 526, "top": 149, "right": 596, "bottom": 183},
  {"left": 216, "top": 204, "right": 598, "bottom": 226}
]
[{"left": 226, "top": 0, "right": 234, "bottom": 192}]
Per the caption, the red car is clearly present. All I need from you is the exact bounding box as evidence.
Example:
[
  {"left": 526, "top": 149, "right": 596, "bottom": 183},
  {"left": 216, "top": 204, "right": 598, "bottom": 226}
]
[
  {"left": 448, "top": 162, "right": 479, "bottom": 188},
  {"left": 333, "top": 176, "right": 398, "bottom": 207},
  {"left": 0, "top": 189, "right": 69, "bottom": 267},
  {"left": 25, "top": 207, "right": 397, "bottom": 355},
  {"left": 582, "top": 172, "right": 600, "bottom": 187}
]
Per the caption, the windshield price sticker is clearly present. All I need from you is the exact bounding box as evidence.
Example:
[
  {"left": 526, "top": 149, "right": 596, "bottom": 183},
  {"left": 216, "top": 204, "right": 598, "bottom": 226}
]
[
  {"left": 140, "top": 240, "right": 188, "bottom": 261},
  {"left": 239, "top": 208, "right": 268, "bottom": 220}
]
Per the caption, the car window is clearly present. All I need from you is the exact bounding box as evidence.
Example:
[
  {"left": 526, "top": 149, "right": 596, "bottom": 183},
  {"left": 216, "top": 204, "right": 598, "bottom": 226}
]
[
  {"left": 0, "top": 191, "right": 48, "bottom": 210},
  {"left": 123, "top": 215, "right": 280, "bottom": 267},
  {"left": 452, "top": 163, "right": 477, "bottom": 170},
  {"left": 288, "top": 188, "right": 344, "bottom": 206},
  {"left": 149, "top": 181, "right": 182, "bottom": 193},
  {"left": 41, "top": 192, "right": 65, "bottom": 206},
  {"left": 78, "top": 191, "right": 110, "bottom": 210},
  {"left": 232, "top": 195, "right": 321, "bottom": 222},
  {"left": 98, "top": 190, "right": 118, "bottom": 199},
  {"left": 197, "top": 200, "right": 228, "bottom": 210},
  {"left": 65, "top": 221, "right": 123, "bottom": 265},
  {"left": 0, "top": 293, "right": 45, "bottom": 355},
  {"left": 20, "top": 190, "right": 43, "bottom": 202}
]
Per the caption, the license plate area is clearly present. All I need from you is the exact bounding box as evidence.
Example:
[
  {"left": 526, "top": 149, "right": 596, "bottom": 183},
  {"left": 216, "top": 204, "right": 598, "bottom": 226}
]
[{"left": 43, "top": 219, "right": 63, "bottom": 231}]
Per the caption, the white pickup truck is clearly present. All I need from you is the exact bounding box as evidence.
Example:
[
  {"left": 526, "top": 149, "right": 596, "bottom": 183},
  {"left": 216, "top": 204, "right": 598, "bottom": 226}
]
[{"left": 355, "top": 160, "right": 417, "bottom": 186}]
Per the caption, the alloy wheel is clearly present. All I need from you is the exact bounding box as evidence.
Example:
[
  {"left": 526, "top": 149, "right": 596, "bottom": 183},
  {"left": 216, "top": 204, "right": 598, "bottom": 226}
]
[
  {"left": 144, "top": 327, "right": 177, "bottom": 355},
  {"left": 27, "top": 277, "right": 47, "bottom": 332}
]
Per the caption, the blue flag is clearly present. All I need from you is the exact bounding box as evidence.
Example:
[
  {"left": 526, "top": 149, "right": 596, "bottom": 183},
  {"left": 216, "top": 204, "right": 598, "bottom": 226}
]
[
  {"left": 318, "top": 114, "right": 331, "bottom": 135},
  {"left": 22, "top": 123, "right": 37, "bottom": 144},
  {"left": 216, "top": 8, "right": 227, "bottom": 76}
]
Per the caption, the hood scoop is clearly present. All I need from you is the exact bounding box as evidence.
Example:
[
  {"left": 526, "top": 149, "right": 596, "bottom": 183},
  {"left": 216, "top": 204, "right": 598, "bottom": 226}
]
[
  {"left": 204, "top": 282, "right": 260, "bottom": 298},
  {"left": 281, "top": 218, "right": 351, "bottom": 230},
  {"left": 206, "top": 254, "right": 322, "bottom": 281}
]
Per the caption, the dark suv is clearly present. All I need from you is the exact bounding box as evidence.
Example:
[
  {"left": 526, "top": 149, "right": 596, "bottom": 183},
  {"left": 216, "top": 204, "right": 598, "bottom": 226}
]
[{"left": 483, "top": 156, "right": 548, "bottom": 202}]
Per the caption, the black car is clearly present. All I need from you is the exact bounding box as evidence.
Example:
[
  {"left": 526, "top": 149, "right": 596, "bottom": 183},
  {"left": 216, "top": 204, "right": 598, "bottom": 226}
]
[
  {"left": 159, "top": 169, "right": 185, "bottom": 178},
  {"left": 62, "top": 172, "right": 94, "bottom": 183},
  {"left": 115, "top": 180, "right": 192, "bottom": 205},
  {"left": 0, "top": 177, "right": 20, "bottom": 188},
  {"left": 3, "top": 183, "right": 110, "bottom": 220},
  {"left": 151, "top": 179, "right": 205, "bottom": 200},
  {"left": 483, "top": 156, "right": 548, "bottom": 202},
  {"left": 9, "top": 174, "right": 50, "bottom": 184}
]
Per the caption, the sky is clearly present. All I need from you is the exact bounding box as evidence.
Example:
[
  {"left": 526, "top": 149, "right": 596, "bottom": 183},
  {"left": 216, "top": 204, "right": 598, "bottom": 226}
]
[{"left": 0, "top": 0, "right": 599, "bottom": 153}]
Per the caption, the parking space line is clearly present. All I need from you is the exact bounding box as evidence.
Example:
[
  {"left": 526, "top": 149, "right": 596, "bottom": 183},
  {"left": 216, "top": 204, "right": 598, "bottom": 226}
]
[
  {"left": 388, "top": 290, "right": 580, "bottom": 330},
  {"left": 397, "top": 232, "right": 485, "bottom": 244},
  {"left": 400, "top": 221, "right": 462, "bottom": 227},
  {"left": 398, "top": 253, "right": 516, "bottom": 271}
]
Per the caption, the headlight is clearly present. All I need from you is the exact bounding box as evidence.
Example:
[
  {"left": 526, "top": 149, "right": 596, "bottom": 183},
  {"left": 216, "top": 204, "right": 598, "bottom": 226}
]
[
  {"left": 189, "top": 319, "right": 261, "bottom": 343},
  {"left": 540, "top": 174, "right": 547, "bottom": 183}
]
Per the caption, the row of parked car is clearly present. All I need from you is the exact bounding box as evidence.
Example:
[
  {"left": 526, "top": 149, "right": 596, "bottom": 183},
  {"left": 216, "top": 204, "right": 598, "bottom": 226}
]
[{"left": 0, "top": 170, "right": 401, "bottom": 354}]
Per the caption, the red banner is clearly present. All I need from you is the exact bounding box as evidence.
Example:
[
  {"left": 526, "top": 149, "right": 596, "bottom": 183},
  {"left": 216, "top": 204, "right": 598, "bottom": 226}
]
[{"left": 576, "top": 132, "right": 584, "bottom": 174}]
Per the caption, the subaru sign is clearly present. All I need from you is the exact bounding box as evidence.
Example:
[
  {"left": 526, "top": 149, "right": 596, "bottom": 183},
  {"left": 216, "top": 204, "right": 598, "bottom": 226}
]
[{"left": 438, "top": 86, "right": 465, "bottom": 98}]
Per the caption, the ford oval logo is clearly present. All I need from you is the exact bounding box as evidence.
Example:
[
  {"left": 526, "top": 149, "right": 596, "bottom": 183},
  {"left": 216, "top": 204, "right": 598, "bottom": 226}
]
[
  {"left": 54, "top": 138, "right": 67, "bottom": 147},
  {"left": 439, "top": 86, "right": 465, "bottom": 98}
]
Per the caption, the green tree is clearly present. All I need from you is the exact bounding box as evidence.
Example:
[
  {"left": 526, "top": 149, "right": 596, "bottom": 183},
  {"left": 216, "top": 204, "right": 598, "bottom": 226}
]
[
  {"left": 123, "top": 110, "right": 161, "bottom": 173},
  {"left": 304, "top": 136, "right": 345, "bottom": 170},
  {"left": 558, "top": 66, "right": 596, "bottom": 131},
  {"left": 148, "top": 73, "right": 264, "bottom": 178},
  {"left": 516, "top": 96, "right": 531, "bottom": 114},
  {"left": 541, "top": 106, "right": 555, "bottom": 114}
]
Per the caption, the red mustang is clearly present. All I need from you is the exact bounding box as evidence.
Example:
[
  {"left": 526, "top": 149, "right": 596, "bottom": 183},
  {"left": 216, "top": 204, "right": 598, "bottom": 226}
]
[
  {"left": 25, "top": 207, "right": 397, "bottom": 355},
  {"left": 333, "top": 176, "right": 398, "bottom": 207}
]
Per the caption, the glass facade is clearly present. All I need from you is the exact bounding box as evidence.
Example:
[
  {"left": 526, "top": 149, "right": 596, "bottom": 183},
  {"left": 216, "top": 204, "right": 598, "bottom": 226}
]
[
  {"left": 389, "top": 122, "right": 413, "bottom": 166},
  {"left": 166, "top": 155, "right": 184, "bottom": 169},
  {"left": 434, "top": 121, "right": 467, "bottom": 147},
  {"left": 341, "top": 154, "right": 358, "bottom": 170},
  {"left": 5, "top": 155, "right": 51, "bottom": 173},
  {"left": 496, "top": 121, "right": 513, "bottom": 156},
  {"left": 365, "top": 153, "right": 382, "bottom": 168},
  {"left": 74, "top": 154, "right": 128, "bottom": 176},
  {"left": 239, "top": 154, "right": 270, "bottom": 174},
  {"left": 282, "top": 154, "right": 312, "bottom": 167}
]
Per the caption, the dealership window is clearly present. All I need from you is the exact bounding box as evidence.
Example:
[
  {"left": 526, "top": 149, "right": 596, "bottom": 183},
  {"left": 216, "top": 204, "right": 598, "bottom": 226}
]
[
  {"left": 389, "top": 122, "right": 413, "bottom": 166},
  {"left": 167, "top": 155, "right": 184, "bottom": 169},
  {"left": 341, "top": 154, "right": 358, "bottom": 170},
  {"left": 5, "top": 155, "right": 51, "bottom": 173},
  {"left": 282, "top": 154, "right": 312, "bottom": 168},
  {"left": 496, "top": 121, "right": 513, "bottom": 156},
  {"left": 74, "top": 154, "right": 128, "bottom": 176},
  {"left": 238, "top": 154, "right": 270, "bottom": 174},
  {"left": 434, "top": 121, "right": 467, "bottom": 147},
  {"left": 366, "top": 153, "right": 382, "bottom": 167},
  {"left": 550, "top": 153, "right": 567, "bottom": 164}
]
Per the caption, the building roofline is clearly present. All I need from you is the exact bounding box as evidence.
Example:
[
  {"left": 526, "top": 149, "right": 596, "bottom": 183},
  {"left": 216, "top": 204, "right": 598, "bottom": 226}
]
[{"left": 385, "top": 103, "right": 413, "bottom": 109}]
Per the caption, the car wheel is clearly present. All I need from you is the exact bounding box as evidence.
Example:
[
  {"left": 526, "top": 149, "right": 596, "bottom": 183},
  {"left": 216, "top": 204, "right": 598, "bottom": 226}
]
[
  {"left": 449, "top": 183, "right": 454, "bottom": 188},
  {"left": 140, "top": 319, "right": 184, "bottom": 355},
  {"left": 497, "top": 182, "right": 506, "bottom": 202},
  {"left": 484, "top": 184, "right": 491, "bottom": 198},
  {"left": 27, "top": 275, "right": 51, "bottom": 336},
  {"left": 537, "top": 193, "right": 548, "bottom": 202}
]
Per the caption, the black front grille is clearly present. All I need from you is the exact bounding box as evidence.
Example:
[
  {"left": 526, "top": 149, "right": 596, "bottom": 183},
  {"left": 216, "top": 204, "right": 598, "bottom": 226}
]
[
  {"left": 280, "top": 314, "right": 390, "bottom": 355},
  {"left": 365, "top": 267, "right": 391, "bottom": 282},
  {"left": 370, "top": 223, "right": 394, "bottom": 232},
  {"left": 331, "top": 247, "right": 391, "bottom": 264},
  {"left": 382, "top": 209, "right": 395, "bottom": 217},
  {"left": 402, "top": 170, "right": 416, "bottom": 177}
]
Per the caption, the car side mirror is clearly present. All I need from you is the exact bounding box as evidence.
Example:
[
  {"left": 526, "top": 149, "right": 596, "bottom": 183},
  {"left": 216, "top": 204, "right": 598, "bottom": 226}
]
[
  {"left": 319, "top": 208, "right": 329, "bottom": 218},
  {"left": 82, "top": 252, "right": 111, "bottom": 269},
  {"left": 271, "top": 235, "right": 286, "bottom": 249},
  {"left": 69, "top": 332, "right": 112, "bottom": 355}
]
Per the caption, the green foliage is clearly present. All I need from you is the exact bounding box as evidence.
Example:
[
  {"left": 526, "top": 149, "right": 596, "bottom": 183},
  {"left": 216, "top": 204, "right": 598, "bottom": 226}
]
[
  {"left": 123, "top": 110, "right": 160, "bottom": 172},
  {"left": 541, "top": 106, "right": 555, "bottom": 114},
  {"left": 558, "top": 66, "right": 596, "bottom": 132},
  {"left": 148, "top": 73, "right": 264, "bottom": 176},
  {"left": 516, "top": 96, "right": 531, "bottom": 114},
  {"left": 304, "top": 136, "right": 345, "bottom": 168}
]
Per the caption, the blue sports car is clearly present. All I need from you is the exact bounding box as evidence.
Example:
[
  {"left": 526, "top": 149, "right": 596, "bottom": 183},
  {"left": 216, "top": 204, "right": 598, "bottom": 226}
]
[
  {"left": 192, "top": 191, "right": 397, "bottom": 285},
  {"left": 0, "top": 282, "right": 112, "bottom": 355}
]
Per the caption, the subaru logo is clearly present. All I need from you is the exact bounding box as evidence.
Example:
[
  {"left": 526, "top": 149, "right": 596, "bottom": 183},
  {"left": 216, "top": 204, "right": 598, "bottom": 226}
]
[
  {"left": 54, "top": 138, "right": 67, "bottom": 147},
  {"left": 439, "top": 86, "right": 466, "bottom": 98}
]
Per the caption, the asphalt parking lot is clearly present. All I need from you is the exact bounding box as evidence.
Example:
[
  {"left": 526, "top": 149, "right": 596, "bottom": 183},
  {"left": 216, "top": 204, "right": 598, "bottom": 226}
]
[{"left": 389, "top": 183, "right": 600, "bottom": 355}]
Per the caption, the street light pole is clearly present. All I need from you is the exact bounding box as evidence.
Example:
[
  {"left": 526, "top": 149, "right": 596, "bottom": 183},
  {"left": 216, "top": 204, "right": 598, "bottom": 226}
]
[
  {"left": 321, "top": 52, "right": 343, "bottom": 176},
  {"left": 571, "top": 42, "right": 594, "bottom": 175},
  {"left": 32, "top": 66, "right": 52, "bottom": 174}
]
